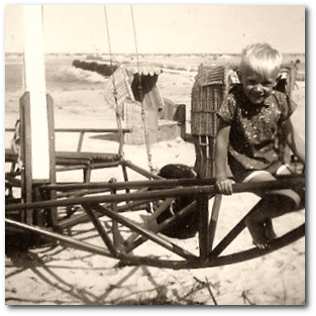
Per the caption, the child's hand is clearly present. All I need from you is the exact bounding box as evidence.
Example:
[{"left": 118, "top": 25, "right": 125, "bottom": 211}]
[{"left": 216, "top": 177, "right": 234, "bottom": 195}]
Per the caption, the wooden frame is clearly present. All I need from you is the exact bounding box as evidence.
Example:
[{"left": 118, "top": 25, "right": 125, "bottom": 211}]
[{"left": 5, "top": 175, "right": 305, "bottom": 270}]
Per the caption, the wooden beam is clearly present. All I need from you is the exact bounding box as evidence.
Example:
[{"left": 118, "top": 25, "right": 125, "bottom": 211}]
[
  {"left": 6, "top": 177, "right": 305, "bottom": 213},
  {"left": 198, "top": 193, "right": 210, "bottom": 260},
  {"left": 83, "top": 204, "right": 118, "bottom": 257},
  {"left": 208, "top": 194, "right": 222, "bottom": 250}
]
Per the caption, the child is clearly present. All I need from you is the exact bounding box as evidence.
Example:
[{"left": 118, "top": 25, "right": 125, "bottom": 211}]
[{"left": 215, "top": 43, "right": 305, "bottom": 249}]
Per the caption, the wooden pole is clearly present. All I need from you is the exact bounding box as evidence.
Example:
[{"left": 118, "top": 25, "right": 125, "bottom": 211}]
[
  {"left": 208, "top": 194, "right": 222, "bottom": 250},
  {"left": 22, "top": 5, "right": 50, "bottom": 182},
  {"left": 198, "top": 193, "right": 210, "bottom": 261}
]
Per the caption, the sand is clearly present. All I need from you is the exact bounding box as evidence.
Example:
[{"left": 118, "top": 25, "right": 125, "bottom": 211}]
[{"left": 5, "top": 61, "right": 305, "bottom": 305}]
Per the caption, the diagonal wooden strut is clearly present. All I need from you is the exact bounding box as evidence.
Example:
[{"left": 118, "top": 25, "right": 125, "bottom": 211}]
[
  {"left": 91, "top": 203, "right": 199, "bottom": 261},
  {"left": 123, "top": 200, "right": 198, "bottom": 253},
  {"left": 210, "top": 200, "right": 264, "bottom": 258},
  {"left": 83, "top": 204, "right": 118, "bottom": 257}
]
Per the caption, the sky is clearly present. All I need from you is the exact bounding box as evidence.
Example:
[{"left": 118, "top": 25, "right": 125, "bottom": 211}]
[{"left": 4, "top": 2, "right": 306, "bottom": 55}]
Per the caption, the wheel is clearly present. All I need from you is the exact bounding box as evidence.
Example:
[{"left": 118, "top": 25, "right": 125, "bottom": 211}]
[{"left": 155, "top": 164, "right": 199, "bottom": 239}]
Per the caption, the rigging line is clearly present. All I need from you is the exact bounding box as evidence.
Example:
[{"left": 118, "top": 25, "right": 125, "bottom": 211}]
[
  {"left": 103, "top": 5, "right": 124, "bottom": 159},
  {"left": 103, "top": 6, "right": 114, "bottom": 70},
  {"left": 130, "top": 5, "right": 154, "bottom": 174},
  {"left": 130, "top": 5, "right": 140, "bottom": 73}
]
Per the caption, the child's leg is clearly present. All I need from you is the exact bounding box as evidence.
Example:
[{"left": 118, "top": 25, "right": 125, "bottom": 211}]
[
  {"left": 244, "top": 199, "right": 272, "bottom": 248},
  {"left": 264, "top": 218, "right": 277, "bottom": 240},
  {"left": 243, "top": 171, "right": 301, "bottom": 248},
  {"left": 245, "top": 193, "right": 298, "bottom": 247}
]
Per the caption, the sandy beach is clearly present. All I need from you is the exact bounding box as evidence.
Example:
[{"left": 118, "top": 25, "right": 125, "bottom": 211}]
[{"left": 5, "top": 55, "right": 305, "bottom": 305}]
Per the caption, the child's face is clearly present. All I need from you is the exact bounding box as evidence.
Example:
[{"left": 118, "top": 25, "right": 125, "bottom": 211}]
[{"left": 241, "top": 69, "right": 278, "bottom": 105}]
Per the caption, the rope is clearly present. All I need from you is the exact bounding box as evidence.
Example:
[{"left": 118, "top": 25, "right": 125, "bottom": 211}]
[
  {"left": 103, "top": 5, "right": 124, "bottom": 159},
  {"left": 130, "top": 6, "right": 140, "bottom": 76},
  {"left": 130, "top": 5, "right": 154, "bottom": 174}
]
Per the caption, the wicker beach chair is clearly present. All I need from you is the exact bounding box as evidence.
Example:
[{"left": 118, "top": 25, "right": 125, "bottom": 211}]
[{"left": 191, "top": 65, "right": 231, "bottom": 178}]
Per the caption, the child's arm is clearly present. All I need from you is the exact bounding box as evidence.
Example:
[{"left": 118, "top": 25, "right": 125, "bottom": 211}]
[
  {"left": 283, "top": 118, "right": 305, "bottom": 165},
  {"left": 215, "top": 118, "right": 234, "bottom": 195}
]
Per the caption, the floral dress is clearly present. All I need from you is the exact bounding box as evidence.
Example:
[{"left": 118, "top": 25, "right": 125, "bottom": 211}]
[{"left": 217, "top": 84, "right": 297, "bottom": 181}]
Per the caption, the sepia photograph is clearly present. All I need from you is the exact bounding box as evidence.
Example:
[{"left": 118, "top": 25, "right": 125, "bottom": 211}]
[{"left": 4, "top": 2, "right": 307, "bottom": 306}]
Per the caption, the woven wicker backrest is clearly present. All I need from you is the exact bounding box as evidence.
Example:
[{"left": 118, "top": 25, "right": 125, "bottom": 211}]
[{"left": 191, "top": 65, "right": 229, "bottom": 137}]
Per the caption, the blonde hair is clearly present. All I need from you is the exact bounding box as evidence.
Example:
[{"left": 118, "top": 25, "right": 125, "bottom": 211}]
[{"left": 240, "top": 43, "right": 282, "bottom": 78}]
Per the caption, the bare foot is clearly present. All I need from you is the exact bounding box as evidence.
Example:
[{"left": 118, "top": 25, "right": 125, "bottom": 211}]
[
  {"left": 264, "top": 219, "right": 277, "bottom": 241},
  {"left": 253, "top": 239, "right": 270, "bottom": 250},
  {"left": 246, "top": 219, "right": 270, "bottom": 249}
]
